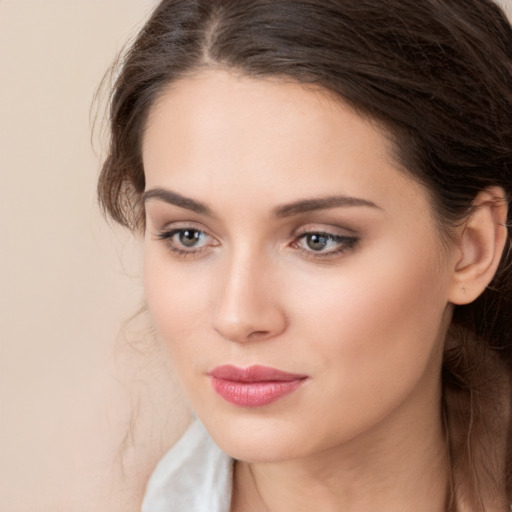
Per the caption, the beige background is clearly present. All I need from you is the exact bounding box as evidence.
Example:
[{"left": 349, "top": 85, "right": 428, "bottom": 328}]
[
  {"left": 0, "top": 2, "right": 190, "bottom": 511},
  {"left": 1, "top": 1, "right": 511, "bottom": 511}
]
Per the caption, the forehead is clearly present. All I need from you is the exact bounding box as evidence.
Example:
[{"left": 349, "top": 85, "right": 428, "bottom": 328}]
[{"left": 142, "top": 69, "right": 430, "bottom": 218}]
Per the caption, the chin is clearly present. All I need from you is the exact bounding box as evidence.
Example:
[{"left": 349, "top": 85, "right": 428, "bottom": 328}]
[
  {"left": 216, "top": 434, "right": 302, "bottom": 464},
  {"left": 197, "top": 410, "right": 320, "bottom": 463}
]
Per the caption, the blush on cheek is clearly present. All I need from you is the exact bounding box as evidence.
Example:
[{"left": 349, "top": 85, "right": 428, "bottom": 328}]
[{"left": 294, "top": 240, "right": 448, "bottom": 392}]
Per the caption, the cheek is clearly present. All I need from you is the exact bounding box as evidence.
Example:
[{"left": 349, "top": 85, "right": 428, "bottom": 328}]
[
  {"left": 288, "top": 237, "right": 450, "bottom": 398},
  {"left": 143, "top": 247, "right": 210, "bottom": 362},
  {"left": 144, "top": 227, "right": 451, "bottom": 406}
]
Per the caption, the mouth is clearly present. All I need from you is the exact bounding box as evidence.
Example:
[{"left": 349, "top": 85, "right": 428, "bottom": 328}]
[{"left": 207, "top": 365, "right": 308, "bottom": 407}]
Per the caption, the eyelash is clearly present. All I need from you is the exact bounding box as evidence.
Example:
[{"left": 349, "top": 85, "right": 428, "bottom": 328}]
[
  {"left": 292, "top": 231, "right": 359, "bottom": 260},
  {"left": 155, "top": 227, "right": 359, "bottom": 260},
  {"left": 156, "top": 228, "right": 214, "bottom": 259}
]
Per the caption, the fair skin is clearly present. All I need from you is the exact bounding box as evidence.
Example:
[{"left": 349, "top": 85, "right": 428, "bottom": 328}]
[{"left": 141, "top": 70, "right": 507, "bottom": 512}]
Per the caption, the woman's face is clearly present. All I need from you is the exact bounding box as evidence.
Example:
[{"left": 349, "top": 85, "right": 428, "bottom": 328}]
[{"left": 142, "top": 70, "right": 458, "bottom": 462}]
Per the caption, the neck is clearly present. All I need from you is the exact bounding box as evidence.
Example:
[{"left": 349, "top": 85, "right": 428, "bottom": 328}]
[{"left": 231, "top": 377, "right": 450, "bottom": 512}]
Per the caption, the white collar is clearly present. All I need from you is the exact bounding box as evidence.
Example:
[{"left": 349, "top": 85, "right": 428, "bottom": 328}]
[{"left": 142, "top": 419, "right": 233, "bottom": 512}]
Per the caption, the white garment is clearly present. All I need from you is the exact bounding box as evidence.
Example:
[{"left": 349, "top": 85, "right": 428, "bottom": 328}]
[
  {"left": 142, "top": 421, "right": 512, "bottom": 511},
  {"left": 141, "top": 419, "right": 233, "bottom": 512}
]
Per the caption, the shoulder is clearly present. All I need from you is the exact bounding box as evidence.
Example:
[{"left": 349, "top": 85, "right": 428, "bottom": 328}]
[{"left": 141, "top": 419, "right": 233, "bottom": 512}]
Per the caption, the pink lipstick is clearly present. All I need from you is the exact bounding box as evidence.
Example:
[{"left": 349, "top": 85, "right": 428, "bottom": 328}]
[{"left": 208, "top": 365, "right": 307, "bottom": 407}]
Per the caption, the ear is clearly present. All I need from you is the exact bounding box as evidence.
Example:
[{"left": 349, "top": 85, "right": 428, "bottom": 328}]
[{"left": 448, "top": 187, "right": 509, "bottom": 305}]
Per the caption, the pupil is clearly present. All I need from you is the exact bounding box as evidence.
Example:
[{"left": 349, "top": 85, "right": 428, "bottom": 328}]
[
  {"left": 307, "top": 234, "right": 327, "bottom": 251},
  {"left": 179, "top": 230, "right": 199, "bottom": 247}
]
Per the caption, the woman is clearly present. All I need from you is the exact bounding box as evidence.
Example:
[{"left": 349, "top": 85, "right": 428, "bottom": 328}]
[{"left": 98, "top": 0, "right": 512, "bottom": 510}]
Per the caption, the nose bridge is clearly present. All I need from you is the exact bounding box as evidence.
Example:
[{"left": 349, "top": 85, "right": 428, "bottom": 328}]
[{"left": 213, "top": 243, "right": 285, "bottom": 343}]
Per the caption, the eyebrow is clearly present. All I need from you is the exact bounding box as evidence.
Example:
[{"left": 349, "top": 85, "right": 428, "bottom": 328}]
[
  {"left": 143, "top": 188, "right": 213, "bottom": 216},
  {"left": 273, "top": 195, "right": 380, "bottom": 217},
  {"left": 143, "top": 187, "right": 380, "bottom": 218}
]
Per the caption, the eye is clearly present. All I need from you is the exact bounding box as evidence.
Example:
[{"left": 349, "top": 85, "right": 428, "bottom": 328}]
[
  {"left": 174, "top": 228, "right": 207, "bottom": 248},
  {"left": 156, "top": 227, "right": 216, "bottom": 256},
  {"left": 302, "top": 233, "right": 334, "bottom": 251},
  {"left": 293, "top": 231, "right": 358, "bottom": 258}
]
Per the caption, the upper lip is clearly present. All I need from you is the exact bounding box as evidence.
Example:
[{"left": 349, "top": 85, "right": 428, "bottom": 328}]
[{"left": 208, "top": 364, "right": 308, "bottom": 382}]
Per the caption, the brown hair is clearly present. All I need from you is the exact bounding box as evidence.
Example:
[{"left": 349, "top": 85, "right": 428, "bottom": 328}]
[{"left": 98, "top": 1, "right": 512, "bottom": 509}]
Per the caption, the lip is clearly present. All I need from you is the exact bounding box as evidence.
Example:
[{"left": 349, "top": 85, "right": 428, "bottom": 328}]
[{"left": 208, "top": 365, "right": 308, "bottom": 407}]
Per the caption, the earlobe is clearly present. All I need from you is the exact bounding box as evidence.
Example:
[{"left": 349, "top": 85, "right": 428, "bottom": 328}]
[{"left": 448, "top": 187, "right": 508, "bottom": 305}]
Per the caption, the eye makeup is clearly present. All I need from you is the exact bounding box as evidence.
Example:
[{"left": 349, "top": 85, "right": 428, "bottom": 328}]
[{"left": 154, "top": 223, "right": 359, "bottom": 262}]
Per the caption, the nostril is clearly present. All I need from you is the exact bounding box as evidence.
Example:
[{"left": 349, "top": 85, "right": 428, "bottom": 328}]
[
  {"left": 213, "top": 309, "right": 287, "bottom": 344},
  {"left": 247, "top": 330, "right": 271, "bottom": 340},
  {"left": 213, "top": 318, "right": 263, "bottom": 344}
]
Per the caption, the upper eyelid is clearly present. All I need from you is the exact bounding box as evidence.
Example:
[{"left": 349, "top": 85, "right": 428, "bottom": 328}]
[
  {"left": 158, "top": 226, "right": 211, "bottom": 241},
  {"left": 294, "top": 224, "right": 360, "bottom": 240},
  {"left": 160, "top": 225, "right": 207, "bottom": 234},
  {"left": 154, "top": 222, "right": 215, "bottom": 241},
  {"left": 296, "top": 228, "right": 352, "bottom": 236},
  {"left": 294, "top": 231, "right": 358, "bottom": 247},
  {"left": 156, "top": 219, "right": 208, "bottom": 231}
]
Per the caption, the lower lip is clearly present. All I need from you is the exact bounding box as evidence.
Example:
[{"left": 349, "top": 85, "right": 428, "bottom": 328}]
[{"left": 210, "top": 377, "right": 306, "bottom": 407}]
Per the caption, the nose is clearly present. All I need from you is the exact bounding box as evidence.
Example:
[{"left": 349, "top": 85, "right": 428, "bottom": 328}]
[{"left": 212, "top": 251, "right": 287, "bottom": 343}]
